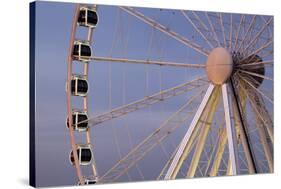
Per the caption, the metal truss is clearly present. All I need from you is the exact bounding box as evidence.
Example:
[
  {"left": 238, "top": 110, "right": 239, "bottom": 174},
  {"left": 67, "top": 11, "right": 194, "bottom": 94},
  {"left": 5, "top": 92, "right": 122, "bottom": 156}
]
[
  {"left": 82, "top": 77, "right": 208, "bottom": 127},
  {"left": 100, "top": 89, "right": 206, "bottom": 182},
  {"left": 164, "top": 84, "right": 216, "bottom": 179}
]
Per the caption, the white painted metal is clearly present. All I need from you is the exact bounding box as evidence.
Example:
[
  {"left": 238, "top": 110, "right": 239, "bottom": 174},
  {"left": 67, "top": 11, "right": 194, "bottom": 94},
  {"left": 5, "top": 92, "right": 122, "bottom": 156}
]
[
  {"left": 240, "top": 75, "right": 273, "bottom": 104},
  {"left": 242, "top": 40, "right": 272, "bottom": 63},
  {"left": 237, "top": 16, "right": 257, "bottom": 52},
  {"left": 238, "top": 69, "right": 273, "bottom": 82},
  {"left": 229, "top": 14, "right": 233, "bottom": 50},
  {"left": 231, "top": 85, "right": 256, "bottom": 174},
  {"left": 234, "top": 15, "right": 245, "bottom": 51},
  {"left": 219, "top": 13, "right": 227, "bottom": 48},
  {"left": 205, "top": 12, "right": 221, "bottom": 47},
  {"left": 164, "top": 84, "right": 215, "bottom": 179},
  {"left": 119, "top": 6, "right": 209, "bottom": 56},
  {"left": 80, "top": 77, "right": 207, "bottom": 127},
  {"left": 243, "top": 17, "right": 273, "bottom": 52},
  {"left": 186, "top": 90, "right": 220, "bottom": 177},
  {"left": 237, "top": 60, "right": 273, "bottom": 67},
  {"left": 65, "top": 6, "right": 273, "bottom": 183},
  {"left": 209, "top": 128, "right": 227, "bottom": 176},
  {"left": 181, "top": 10, "right": 214, "bottom": 49},
  {"left": 222, "top": 83, "right": 239, "bottom": 175},
  {"left": 248, "top": 93, "right": 273, "bottom": 143},
  {"left": 66, "top": 4, "right": 85, "bottom": 184},
  {"left": 255, "top": 117, "right": 273, "bottom": 172},
  {"left": 66, "top": 4, "right": 99, "bottom": 185},
  {"left": 100, "top": 90, "right": 205, "bottom": 182},
  {"left": 87, "top": 56, "right": 205, "bottom": 68}
]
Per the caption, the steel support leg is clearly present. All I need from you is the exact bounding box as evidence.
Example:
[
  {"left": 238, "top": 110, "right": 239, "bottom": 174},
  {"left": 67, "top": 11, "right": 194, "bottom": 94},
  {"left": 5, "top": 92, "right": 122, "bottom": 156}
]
[
  {"left": 231, "top": 87, "right": 257, "bottom": 174},
  {"left": 222, "top": 83, "right": 239, "bottom": 175},
  {"left": 164, "top": 84, "right": 215, "bottom": 179},
  {"left": 256, "top": 119, "right": 273, "bottom": 172},
  {"left": 209, "top": 128, "right": 227, "bottom": 176},
  {"left": 186, "top": 88, "right": 221, "bottom": 177},
  {"left": 227, "top": 158, "right": 233, "bottom": 175},
  {"left": 253, "top": 95, "right": 273, "bottom": 172}
]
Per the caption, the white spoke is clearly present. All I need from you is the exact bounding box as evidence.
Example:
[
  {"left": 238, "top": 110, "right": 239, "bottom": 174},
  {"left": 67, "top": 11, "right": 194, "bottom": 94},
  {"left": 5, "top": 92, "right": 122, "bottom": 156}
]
[
  {"left": 243, "top": 17, "right": 273, "bottom": 52},
  {"left": 84, "top": 77, "right": 208, "bottom": 127},
  {"left": 85, "top": 56, "right": 205, "bottom": 68},
  {"left": 238, "top": 81, "right": 273, "bottom": 143},
  {"left": 261, "top": 16, "right": 272, "bottom": 36},
  {"left": 237, "top": 16, "right": 257, "bottom": 52},
  {"left": 120, "top": 6, "right": 209, "bottom": 56},
  {"left": 234, "top": 15, "right": 245, "bottom": 51},
  {"left": 181, "top": 10, "right": 214, "bottom": 49},
  {"left": 239, "top": 74, "right": 273, "bottom": 104},
  {"left": 100, "top": 90, "right": 205, "bottom": 182},
  {"left": 241, "top": 40, "right": 273, "bottom": 63},
  {"left": 219, "top": 13, "right": 227, "bottom": 48},
  {"left": 238, "top": 69, "right": 273, "bottom": 82},
  {"left": 229, "top": 14, "right": 233, "bottom": 50},
  {"left": 237, "top": 60, "right": 273, "bottom": 67},
  {"left": 192, "top": 11, "right": 209, "bottom": 30},
  {"left": 205, "top": 12, "right": 221, "bottom": 47}
]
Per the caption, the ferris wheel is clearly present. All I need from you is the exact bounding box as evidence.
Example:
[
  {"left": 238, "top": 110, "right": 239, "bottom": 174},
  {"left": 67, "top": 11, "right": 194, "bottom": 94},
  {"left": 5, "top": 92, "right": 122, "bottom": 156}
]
[{"left": 65, "top": 3, "right": 273, "bottom": 185}]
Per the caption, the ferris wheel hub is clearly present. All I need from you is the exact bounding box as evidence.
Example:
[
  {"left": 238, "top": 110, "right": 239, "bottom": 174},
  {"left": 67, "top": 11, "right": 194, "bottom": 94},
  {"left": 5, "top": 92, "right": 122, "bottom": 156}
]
[{"left": 206, "top": 47, "right": 233, "bottom": 85}]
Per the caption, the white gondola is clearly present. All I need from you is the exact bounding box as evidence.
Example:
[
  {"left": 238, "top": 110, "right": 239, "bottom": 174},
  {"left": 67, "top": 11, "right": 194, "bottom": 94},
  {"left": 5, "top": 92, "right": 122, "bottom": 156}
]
[
  {"left": 78, "top": 177, "right": 98, "bottom": 185},
  {"left": 69, "top": 144, "right": 92, "bottom": 166},
  {"left": 72, "top": 40, "right": 92, "bottom": 62},
  {"left": 78, "top": 7, "right": 99, "bottom": 28},
  {"left": 66, "top": 110, "right": 89, "bottom": 132},
  {"left": 71, "top": 75, "right": 89, "bottom": 97}
]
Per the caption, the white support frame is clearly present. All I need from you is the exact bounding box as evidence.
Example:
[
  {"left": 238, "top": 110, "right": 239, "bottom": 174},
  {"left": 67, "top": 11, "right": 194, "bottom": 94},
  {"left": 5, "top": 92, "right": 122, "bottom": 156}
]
[
  {"left": 222, "top": 83, "right": 239, "bottom": 175},
  {"left": 164, "top": 84, "right": 215, "bottom": 179}
]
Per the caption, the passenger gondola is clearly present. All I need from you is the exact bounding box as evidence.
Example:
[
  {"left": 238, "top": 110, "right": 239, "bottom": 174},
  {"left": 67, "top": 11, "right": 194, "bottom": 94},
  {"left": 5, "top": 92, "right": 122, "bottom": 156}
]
[
  {"left": 66, "top": 110, "right": 89, "bottom": 132},
  {"left": 73, "top": 40, "right": 92, "bottom": 62},
  {"left": 78, "top": 177, "right": 98, "bottom": 185},
  {"left": 86, "top": 179, "right": 97, "bottom": 184},
  {"left": 78, "top": 7, "right": 98, "bottom": 28},
  {"left": 71, "top": 75, "right": 89, "bottom": 96},
  {"left": 69, "top": 144, "right": 92, "bottom": 166}
]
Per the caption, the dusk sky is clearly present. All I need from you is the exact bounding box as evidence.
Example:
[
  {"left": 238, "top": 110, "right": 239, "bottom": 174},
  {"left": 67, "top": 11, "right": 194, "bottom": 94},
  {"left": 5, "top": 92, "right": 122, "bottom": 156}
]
[{"left": 34, "top": 1, "right": 273, "bottom": 187}]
